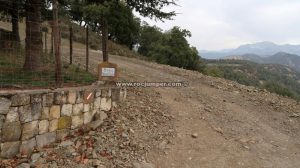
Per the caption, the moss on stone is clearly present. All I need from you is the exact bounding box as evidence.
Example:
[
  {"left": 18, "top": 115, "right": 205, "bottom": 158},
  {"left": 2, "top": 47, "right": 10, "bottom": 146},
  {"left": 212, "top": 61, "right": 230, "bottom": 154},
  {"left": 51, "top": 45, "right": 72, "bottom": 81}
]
[{"left": 58, "top": 116, "right": 72, "bottom": 130}]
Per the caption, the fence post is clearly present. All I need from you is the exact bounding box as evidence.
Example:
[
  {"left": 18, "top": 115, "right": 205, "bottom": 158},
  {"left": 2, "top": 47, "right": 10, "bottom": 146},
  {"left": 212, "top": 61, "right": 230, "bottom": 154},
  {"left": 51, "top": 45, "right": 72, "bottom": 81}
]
[
  {"left": 44, "top": 31, "right": 47, "bottom": 54},
  {"left": 86, "top": 26, "right": 89, "bottom": 72},
  {"left": 69, "top": 25, "right": 73, "bottom": 65},
  {"left": 51, "top": 24, "right": 54, "bottom": 56},
  {"left": 102, "top": 18, "right": 108, "bottom": 62},
  {"left": 53, "top": 0, "right": 63, "bottom": 86}
]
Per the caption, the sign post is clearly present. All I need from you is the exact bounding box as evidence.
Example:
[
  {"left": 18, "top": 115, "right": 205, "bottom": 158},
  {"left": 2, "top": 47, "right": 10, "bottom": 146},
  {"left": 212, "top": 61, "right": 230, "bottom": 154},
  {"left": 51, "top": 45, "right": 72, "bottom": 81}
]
[{"left": 98, "top": 62, "right": 118, "bottom": 82}]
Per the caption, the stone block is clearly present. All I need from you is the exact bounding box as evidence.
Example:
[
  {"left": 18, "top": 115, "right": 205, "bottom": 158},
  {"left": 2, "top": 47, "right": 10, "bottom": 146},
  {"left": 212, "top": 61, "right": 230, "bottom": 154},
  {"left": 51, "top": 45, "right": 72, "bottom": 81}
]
[
  {"left": 49, "top": 105, "right": 60, "bottom": 119},
  {"left": 31, "top": 103, "right": 42, "bottom": 120},
  {"left": 31, "top": 94, "right": 42, "bottom": 104},
  {"left": 73, "top": 103, "right": 83, "bottom": 115},
  {"left": 100, "top": 97, "right": 112, "bottom": 111},
  {"left": 94, "top": 97, "right": 101, "bottom": 109},
  {"left": 16, "top": 163, "right": 30, "bottom": 168},
  {"left": 95, "top": 90, "right": 101, "bottom": 97},
  {"left": 0, "top": 115, "right": 5, "bottom": 128},
  {"left": 11, "top": 94, "right": 30, "bottom": 106},
  {"left": 54, "top": 92, "right": 67, "bottom": 105},
  {"left": 0, "top": 97, "right": 11, "bottom": 114},
  {"left": 22, "top": 121, "right": 39, "bottom": 140},
  {"left": 87, "top": 120, "right": 104, "bottom": 130},
  {"left": 2, "top": 121, "right": 21, "bottom": 142},
  {"left": 100, "top": 111, "right": 108, "bottom": 121},
  {"left": 49, "top": 119, "right": 58, "bottom": 132},
  {"left": 61, "top": 104, "right": 72, "bottom": 116},
  {"left": 68, "top": 92, "right": 77, "bottom": 104},
  {"left": 83, "top": 104, "right": 90, "bottom": 112},
  {"left": 39, "top": 120, "right": 49, "bottom": 134},
  {"left": 41, "top": 107, "right": 50, "bottom": 120},
  {"left": 76, "top": 91, "right": 84, "bottom": 103},
  {"left": 43, "top": 93, "right": 54, "bottom": 107},
  {"left": 58, "top": 116, "right": 72, "bottom": 129},
  {"left": 112, "top": 101, "right": 117, "bottom": 108},
  {"left": 120, "top": 88, "right": 127, "bottom": 101},
  {"left": 84, "top": 110, "right": 96, "bottom": 124},
  {"left": 71, "top": 115, "right": 83, "bottom": 129},
  {"left": 111, "top": 88, "right": 121, "bottom": 102},
  {"left": 101, "top": 88, "right": 111, "bottom": 97},
  {"left": 20, "top": 138, "right": 36, "bottom": 155},
  {"left": 94, "top": 111, "right": 108, "bottom": 121},
  {"left": 19, "top": 105, "right": 32, "bottom": 123},
  {"left": 6, "top": 107, "right": 19, "bottom": 122},
  {"left": 36, "top": 132, "right": 56, "bottom": 148},
  {"left": 1, "top": 141, "right": 20, "bottom": 158}
]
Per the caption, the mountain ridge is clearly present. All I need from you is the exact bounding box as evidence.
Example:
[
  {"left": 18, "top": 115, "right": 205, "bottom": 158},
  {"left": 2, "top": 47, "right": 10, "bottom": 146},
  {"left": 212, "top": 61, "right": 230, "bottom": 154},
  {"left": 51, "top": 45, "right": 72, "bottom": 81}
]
[
  {"left": 223, "top": 52, "right": 300, "bottom": 72},
  {"left": 200, "top": 41, "right": 300, "bottom": 59}
]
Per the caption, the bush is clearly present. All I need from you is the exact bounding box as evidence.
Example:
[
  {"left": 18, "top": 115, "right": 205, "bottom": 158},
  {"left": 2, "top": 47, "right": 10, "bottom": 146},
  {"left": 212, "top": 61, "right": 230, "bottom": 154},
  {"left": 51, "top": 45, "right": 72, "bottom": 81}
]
[
  {"left": 204, "top": 67, "right": 224, "bottom": 77},
  {"left": 263, "top": 82, "right": 295, "bottom": 98}
]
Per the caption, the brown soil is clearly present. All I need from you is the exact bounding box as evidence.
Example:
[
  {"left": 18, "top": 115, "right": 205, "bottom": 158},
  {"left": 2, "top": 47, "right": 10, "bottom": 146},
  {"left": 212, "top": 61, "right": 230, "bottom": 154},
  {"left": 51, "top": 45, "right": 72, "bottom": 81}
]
[{"left": 68, "top": 50, "right": 300, "bottom": 168}]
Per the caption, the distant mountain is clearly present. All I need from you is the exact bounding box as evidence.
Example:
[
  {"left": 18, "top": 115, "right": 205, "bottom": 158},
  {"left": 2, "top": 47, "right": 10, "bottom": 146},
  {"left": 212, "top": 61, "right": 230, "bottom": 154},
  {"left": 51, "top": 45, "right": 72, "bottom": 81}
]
[
  {"left": 200, "top": 42, "right": 300, "bottom": 59},
  {"left": 223, "top": 54, "right": 265, "bottom": 63},
  {"left": 223, "top": 52, "right": 300, "bottom": 72}
]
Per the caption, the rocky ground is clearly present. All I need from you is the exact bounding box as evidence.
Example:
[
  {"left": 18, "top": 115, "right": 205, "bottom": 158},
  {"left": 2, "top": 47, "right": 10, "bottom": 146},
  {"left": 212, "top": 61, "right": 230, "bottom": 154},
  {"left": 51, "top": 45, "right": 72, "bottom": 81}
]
[
  {"left": 1, "top": 49, "right": 300, "bottom": 168},
  {"left": 0, "top": 87, "right": 175, "bottom": 168}
]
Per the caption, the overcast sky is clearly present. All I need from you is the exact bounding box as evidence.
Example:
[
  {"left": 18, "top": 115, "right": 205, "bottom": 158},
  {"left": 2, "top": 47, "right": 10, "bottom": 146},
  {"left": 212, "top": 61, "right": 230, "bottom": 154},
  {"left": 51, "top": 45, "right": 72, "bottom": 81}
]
[{"left": 138, "top": 0, "right": 300, "bottom": 51}]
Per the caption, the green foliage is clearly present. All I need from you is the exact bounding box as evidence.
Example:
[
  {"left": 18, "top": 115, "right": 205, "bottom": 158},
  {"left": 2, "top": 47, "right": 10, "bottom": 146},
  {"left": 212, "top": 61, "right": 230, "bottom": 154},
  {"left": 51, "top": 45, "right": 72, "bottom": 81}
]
[
  {"left": 138, "top": 24, "right": 163, "bottom": 56},
  {"left": 126, "top": 0, "right": 176, "bottom": 20},
  {"left": 263, "top": 82, "right": 295, "bottom": 98},
  {"left": 138, "top": 25, "right": 203, "bottom": 70},
  {"left": 82, "top": 1, "right": 141, "bottom": 49},
  {"left": 204, "top": 59, "right": 300, "bottom": 100},
  {"left": 204, "top": 66, "right": 224, "bottom": 78},
  {"left": 107, "top": 4, "right": 141, "bottom": 49}
]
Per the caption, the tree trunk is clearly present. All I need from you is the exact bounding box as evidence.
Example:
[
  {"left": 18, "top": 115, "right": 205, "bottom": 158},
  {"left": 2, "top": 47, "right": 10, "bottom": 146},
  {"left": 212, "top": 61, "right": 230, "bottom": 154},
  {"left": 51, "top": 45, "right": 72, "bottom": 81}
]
[
  {"left": 86, "top": 26, "right": 89, "bottom": 71},
  {"left": 69, "top": 25, "right": 73, "bottom": 64},
  {"left": 102, "top": 18, "right": 108, "bottom": 62},
  {"left": 53, "top": 0, "right": 63, "bottom": 86},
  {"left": 11, "top": 14, "right": 20, "bottom": 42},
  {"left": 44, "top": 31, "right": 47, "bottom": 54},
  {"left": 11, "top": 0, "right": 20, "bottom": 42},
  {"left": 51, "top": 26, "right": 54, "bottom": 55},
  {"left": 23, "top": 0, "right": 43, "bottom": 71}
]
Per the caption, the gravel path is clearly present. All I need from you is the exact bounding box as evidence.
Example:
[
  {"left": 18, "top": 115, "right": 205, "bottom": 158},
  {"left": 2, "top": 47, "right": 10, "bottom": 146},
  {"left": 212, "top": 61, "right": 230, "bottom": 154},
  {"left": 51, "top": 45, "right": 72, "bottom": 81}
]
[{"left": 64, "top": 49, "right": 300, "bottom": 168}]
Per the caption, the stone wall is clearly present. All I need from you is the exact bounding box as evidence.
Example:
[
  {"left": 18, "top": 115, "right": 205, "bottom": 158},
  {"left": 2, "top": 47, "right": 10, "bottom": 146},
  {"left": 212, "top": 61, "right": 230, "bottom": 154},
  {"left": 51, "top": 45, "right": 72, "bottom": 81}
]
[{"left": 0, "top": 85, "right": 126, "bottom": 158}]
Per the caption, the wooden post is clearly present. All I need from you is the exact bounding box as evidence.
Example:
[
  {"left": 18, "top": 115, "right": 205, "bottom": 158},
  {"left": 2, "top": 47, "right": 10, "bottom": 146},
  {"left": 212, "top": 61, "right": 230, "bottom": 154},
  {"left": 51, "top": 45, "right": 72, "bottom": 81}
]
[
  {"left": 51, "top": 25, "right": 54, "bottom": 56},
  {"left": 101, "top": 17, "right": 108, "bottom": 62},
  {"left": 86, "top": 26, "right": 89, "bottom": 71},
  {"left": 53, "top": 0, "right": 63, "bottom": 86},
  {"left": 69, "top": 25, "right": 73, "bottom": 65},
  {"left": 44, "top": 31, "right": 47, "bottom": 54}
]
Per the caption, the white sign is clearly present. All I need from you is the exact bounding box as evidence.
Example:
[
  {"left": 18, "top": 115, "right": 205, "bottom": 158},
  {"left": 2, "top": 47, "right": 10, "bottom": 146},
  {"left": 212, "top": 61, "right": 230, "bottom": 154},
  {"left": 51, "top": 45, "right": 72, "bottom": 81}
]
[{"left": 102, "top": 68, "right": 116, "bottom": 77}]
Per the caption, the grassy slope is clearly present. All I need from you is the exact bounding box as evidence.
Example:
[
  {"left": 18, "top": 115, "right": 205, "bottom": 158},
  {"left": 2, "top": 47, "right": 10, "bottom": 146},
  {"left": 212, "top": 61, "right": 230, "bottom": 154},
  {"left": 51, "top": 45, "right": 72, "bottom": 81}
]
[
  {"left": 0, "top": 21, "right": 97, "bottom": 88},
  {"left": 0, "top": 19, "right": 144, "bottom": 88}
]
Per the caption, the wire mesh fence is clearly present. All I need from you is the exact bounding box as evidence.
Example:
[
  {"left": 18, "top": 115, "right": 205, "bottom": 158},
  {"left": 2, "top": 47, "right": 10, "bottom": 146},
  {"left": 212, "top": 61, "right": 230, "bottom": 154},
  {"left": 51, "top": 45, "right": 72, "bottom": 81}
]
[{"left": 0, "top": 3, "right": 98, "bottom": 89}]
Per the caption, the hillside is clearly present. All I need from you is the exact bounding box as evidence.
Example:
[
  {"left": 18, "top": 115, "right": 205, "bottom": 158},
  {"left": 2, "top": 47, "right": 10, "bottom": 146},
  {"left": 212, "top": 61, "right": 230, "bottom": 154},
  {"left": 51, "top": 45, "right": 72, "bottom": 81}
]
[
  {"left": 1, "top": 20, "right": 300, "bottom": 168},
  {"left": 63, "top": 50, "right": 300, "bottom": 167},
  {"left": 223, "top": 53, "right": 265, "bottom": 63},
  {"left": 205, "top": 59, "right": 300, "bottom": 100},
  {"left": 224, "top": 52, "right": 300, "bottom": 72},
  {"left": 1, "top": 42, "right": 300, "bottom": 167}
]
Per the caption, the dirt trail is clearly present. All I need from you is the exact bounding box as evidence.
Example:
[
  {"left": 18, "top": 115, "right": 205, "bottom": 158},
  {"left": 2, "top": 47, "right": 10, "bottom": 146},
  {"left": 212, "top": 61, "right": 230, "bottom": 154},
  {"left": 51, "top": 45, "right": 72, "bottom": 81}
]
[{"left": 66, "top": 50, "right": 300, "bottom": 168}]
